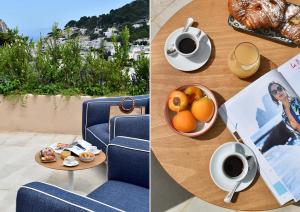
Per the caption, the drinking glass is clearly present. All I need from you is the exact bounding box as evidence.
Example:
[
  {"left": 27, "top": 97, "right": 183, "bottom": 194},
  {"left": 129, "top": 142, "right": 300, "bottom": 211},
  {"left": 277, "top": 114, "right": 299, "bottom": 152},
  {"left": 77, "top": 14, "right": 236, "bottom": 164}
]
[{"left": 228, "top": 42, "right": 260, "bottom": 78}]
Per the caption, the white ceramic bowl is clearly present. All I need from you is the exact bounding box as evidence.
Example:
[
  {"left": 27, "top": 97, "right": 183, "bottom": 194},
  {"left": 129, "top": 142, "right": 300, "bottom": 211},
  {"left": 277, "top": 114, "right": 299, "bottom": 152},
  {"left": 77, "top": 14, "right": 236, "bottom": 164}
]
[
  {"left": 80, "top": 156, "right": 95, "bottom": 162},
  {"left": 164, "top": 84, "right": 218, "bottom": 137}
]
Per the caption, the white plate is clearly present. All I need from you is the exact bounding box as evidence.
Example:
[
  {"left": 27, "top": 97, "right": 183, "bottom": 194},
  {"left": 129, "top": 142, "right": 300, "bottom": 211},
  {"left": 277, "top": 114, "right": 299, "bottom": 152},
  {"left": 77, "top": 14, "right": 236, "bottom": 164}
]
[
  {"left": 209, "top": 142, "right": 258, "bottom": 192},
  {"left": 164, "top": 27, "right": 212, "bottom": 72},
  {"left": 63, "top": 160, "right": 79, "bottom": 167}
]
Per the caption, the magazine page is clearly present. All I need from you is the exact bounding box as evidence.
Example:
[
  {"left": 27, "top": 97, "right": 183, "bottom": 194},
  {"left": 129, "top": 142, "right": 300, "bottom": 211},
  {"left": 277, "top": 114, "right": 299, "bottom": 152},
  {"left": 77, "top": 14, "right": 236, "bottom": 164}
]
[
  {"left": 65, "top": 139, "right": 92, "bottom": 156},
  {"left": 278, "top": 53, "right": 300, "bottom": 97},
  {"left": 50, "top": 139, "right": 92, "bottom": 155},
  {"left": 219, "top": 70, "right": 297, "bottom": 204}
]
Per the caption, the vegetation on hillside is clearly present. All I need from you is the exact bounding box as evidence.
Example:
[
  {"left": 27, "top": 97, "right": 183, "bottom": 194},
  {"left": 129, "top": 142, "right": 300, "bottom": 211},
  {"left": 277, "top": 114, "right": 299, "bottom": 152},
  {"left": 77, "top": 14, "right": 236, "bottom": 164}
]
[
  {"left": 65, "top": 0, "right": 149, "bottom": 41},
  {"left": 0, "top": 26, "right": 149, "bottom": 96}
]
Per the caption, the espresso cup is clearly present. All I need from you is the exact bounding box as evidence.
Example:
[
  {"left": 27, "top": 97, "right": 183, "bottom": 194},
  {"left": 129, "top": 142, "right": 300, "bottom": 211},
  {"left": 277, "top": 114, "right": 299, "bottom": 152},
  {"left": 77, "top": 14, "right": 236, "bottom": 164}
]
[
  {"left": 174, "top": 32, "right": 200, "bottom": 58},
  {"left": 222, "top": 153, "right": 248, "bottom": 182},
  {"left": 65, "top": 156, "right": 75, "bottom": 164}
]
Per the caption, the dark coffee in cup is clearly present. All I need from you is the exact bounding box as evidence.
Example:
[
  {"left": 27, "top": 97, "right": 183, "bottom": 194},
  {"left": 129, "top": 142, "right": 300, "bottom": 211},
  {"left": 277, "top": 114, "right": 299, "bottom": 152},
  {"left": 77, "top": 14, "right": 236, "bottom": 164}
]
[
  {"left": 174, "top": 32, "right": 200, "bottom": 58},
  {"left": 178, "top": 38, "right": 196, "bottom": 54},
  {"left": 222, "top": 155, "right": 244, "bottom": 178}
]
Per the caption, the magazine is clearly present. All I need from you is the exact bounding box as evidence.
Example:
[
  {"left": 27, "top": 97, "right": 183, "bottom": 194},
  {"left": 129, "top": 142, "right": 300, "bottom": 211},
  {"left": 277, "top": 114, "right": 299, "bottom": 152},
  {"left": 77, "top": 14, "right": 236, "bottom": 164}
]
[
  {"left": 219, "top": 53, "right": 300, "bottom": 205},
  {"left": 50, "top": 139, "right": 92, "bottom": 156}
]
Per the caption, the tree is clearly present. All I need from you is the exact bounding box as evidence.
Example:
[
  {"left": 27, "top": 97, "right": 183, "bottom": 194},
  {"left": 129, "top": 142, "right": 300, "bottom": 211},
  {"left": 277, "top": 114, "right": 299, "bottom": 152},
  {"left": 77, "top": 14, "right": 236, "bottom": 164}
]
[
  {"left": 66, "top": 20, "right": 77, "bottom": 27},
  {"left": 64, "top": 0, "right": 149, "bottom": 30},
  {"left": 0, "top": 28, "right": 26, "bottom": 46}
]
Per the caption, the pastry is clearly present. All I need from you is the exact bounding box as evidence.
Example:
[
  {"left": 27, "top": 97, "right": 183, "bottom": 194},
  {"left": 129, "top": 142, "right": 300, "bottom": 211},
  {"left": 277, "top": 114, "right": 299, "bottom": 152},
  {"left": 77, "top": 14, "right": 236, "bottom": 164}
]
[
  {"left": 228, "top": 0, "right": 286, "bottom": 29},
  {"left": 80, "top": 152, "right": 95, "bottom": 158},
  {"left": 40, "top": 147, "right": 56, "bottom": 162},
  {"left": 79, "top": 151, "right": 95, "bottom": 162},
  {"left": 56, "top": 143, "right": 69, "bottom": 150},
  {"left": 281, "top": 4, "right": 300, "bottom": 45}
]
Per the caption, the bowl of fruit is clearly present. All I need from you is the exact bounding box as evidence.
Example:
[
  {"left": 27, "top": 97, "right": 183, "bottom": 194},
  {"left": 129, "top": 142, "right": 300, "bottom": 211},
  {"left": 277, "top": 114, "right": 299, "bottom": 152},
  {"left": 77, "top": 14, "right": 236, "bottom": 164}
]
[{"left": 164, "top": 84, "right": 218, "bottom": 137}]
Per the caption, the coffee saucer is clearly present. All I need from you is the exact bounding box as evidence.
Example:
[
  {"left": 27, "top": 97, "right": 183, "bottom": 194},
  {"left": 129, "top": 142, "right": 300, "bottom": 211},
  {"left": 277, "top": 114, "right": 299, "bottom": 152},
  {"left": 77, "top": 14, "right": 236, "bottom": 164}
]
[
  {"left": 164, "top": 27, "right": 212, "bottom": 72},
  {"left": 90, "top": 149, "right": 101, "bottom": 155},
  {"left": 209, "top": 142, "right": 258, "bottom": 192},
  {"left": 63, "top": 160, "right": 79, "bottom": 167}
]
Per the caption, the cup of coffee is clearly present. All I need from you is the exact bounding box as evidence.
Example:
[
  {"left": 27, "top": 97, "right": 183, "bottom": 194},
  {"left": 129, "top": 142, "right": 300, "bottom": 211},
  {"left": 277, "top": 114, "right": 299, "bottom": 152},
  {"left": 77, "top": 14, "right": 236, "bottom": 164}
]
[
  {"left": 174, "top": 32, "right": 200, "bottom": 58},
  {"left": 65, "top": 156, "right": 75, "bottom": 164},
  {"left": 222, "top": 153, "right": 248, "bottom": 181},
  {"left": 89, "top": 146, "right": 98, "bottom": 153}
]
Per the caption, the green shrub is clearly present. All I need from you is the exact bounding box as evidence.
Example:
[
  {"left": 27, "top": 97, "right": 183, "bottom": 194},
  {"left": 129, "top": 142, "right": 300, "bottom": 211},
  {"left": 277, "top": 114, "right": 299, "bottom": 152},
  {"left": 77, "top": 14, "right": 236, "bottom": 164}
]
[{"left": 0, "top": 25, "right": 149, "bottom": 97}]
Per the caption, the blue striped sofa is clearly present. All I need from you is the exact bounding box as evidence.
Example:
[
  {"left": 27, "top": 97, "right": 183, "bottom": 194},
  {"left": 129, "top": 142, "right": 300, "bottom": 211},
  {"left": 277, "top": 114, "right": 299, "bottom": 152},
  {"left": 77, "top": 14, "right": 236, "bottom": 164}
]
[
  {"left": 16, "top": 137, "right": 150, "bottom": 211},
  {"left": 82, "top": 95, "right": 150, "bottom": 153}
]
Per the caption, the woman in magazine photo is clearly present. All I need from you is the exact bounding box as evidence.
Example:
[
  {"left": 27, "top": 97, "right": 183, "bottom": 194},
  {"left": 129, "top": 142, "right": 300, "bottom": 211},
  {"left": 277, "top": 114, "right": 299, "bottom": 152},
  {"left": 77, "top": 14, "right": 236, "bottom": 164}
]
[
  {"left": 261, "top": 82, "right": 300, "bottom": 201},
  {"left": 268, "top": 82, "right": 300, "bottom": 134}
]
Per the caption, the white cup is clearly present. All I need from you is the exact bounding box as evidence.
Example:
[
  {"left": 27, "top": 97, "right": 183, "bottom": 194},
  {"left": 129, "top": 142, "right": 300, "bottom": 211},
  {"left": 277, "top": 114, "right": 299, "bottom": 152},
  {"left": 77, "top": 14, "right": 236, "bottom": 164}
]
[
  {"left": 89, "top": 146, "right": 98, "bottom": 153},
  {"left": 221, "top": 153, "right": 249, "bottom": 182},
  {"left": 65, "top": 156, "right": 75, "bottom": 164},
  {"left": 174, "top": 31, "right": 200, "bottom": 58}
]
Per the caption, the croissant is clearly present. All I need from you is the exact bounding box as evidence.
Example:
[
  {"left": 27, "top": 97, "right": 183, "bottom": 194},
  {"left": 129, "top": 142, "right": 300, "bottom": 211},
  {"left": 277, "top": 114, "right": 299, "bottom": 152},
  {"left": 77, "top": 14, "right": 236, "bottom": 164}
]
[
  {"left": 228, "top": 0, "right": 286, "bottom": 29},
  {"left": 281, "top": 4, "right": 300, "bottom": 45}
]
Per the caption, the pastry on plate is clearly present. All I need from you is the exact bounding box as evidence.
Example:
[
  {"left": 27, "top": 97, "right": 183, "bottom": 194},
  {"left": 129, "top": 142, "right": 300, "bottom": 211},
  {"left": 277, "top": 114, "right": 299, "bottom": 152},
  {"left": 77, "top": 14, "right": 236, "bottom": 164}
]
[
  {"left": 228, "top": 0, "right": 286, "bottom": 29},
  {"left": 79, "top": 151, "right": 95, "bottom": 162},
  {"left": 281, "top": 4, "right": 300, "bottom": 45},
  {"left": 40, "top": 147, "right": 56, "bottom": 162},
  {"left": 56, "top": 143, "right": 69, "bottom": 150}
]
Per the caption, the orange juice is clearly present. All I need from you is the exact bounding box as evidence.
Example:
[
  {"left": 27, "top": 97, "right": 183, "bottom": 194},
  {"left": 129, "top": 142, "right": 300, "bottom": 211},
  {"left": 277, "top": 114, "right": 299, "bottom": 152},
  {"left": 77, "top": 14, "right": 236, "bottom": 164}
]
[
  {"left": 61, "top": 150, "right": 71, "bottom": 159},
  {"left": 228, "top": 42, "right": 260, "bottom": 78}
]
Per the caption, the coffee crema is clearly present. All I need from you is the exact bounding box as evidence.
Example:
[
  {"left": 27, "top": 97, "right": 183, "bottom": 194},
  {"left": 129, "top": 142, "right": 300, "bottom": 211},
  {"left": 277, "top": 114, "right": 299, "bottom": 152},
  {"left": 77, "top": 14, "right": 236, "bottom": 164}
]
[
  {"left": 222, "top": 155, "right": 244, "bottom": 178},
  {"left": 178, "top": 38, "right": 196, "bottom": 54}
]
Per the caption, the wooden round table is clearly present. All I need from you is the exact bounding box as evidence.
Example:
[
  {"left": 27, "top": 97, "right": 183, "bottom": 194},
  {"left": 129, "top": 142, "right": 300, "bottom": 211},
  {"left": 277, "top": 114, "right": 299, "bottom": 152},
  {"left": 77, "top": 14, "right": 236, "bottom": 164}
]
[
  {"left": 151, "top": 0, "right": 300, "bottom": 210},
  {"left": 35, "top": 152, "right": 106, "bottom": 190}
]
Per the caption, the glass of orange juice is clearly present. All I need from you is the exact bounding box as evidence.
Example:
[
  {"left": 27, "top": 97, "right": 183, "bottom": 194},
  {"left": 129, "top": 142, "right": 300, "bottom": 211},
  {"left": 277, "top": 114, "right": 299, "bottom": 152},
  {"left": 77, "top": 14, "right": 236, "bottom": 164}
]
[
  {"left": 228, "top": 42, "right": 260, "bottom": 78},
  {"left": 61, "top": 150, "right": 71, "bottom": 159}
]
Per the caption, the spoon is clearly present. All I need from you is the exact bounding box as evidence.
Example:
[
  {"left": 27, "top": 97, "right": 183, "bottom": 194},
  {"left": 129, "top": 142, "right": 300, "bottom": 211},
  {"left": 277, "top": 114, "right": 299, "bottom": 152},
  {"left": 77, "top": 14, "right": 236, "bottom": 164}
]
[
  {"left": 183, "top": 17, "right": 194, "bottom": 33},
  {"left": 224, "top": 156, "right": 255, "bottom": 203}
]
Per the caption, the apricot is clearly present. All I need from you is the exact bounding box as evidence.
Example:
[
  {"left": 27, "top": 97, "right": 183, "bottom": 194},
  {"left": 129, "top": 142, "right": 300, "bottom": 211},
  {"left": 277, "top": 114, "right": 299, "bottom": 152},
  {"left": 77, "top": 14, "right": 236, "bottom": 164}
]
[
  {"left": 191, "top": 97, "right": 215, "bottom": 122},
  {"left": 172, "top": 110, "right": 197, "bottom": 132},
  {"left": 168, "top": 90, "right": 189, "bottom": 112},
  {"left": 184, "top": 86, "right": 204, "bottom": 104}
]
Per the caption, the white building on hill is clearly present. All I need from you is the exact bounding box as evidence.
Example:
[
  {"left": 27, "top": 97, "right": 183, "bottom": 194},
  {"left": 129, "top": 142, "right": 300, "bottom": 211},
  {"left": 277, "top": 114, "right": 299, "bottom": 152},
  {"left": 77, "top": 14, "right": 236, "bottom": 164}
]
[
  {"left": 104, "top": 27, "right": 118, "bottom": 38},
  {"left": 132, "top": 23, "right": 143, "bottom": 29}
]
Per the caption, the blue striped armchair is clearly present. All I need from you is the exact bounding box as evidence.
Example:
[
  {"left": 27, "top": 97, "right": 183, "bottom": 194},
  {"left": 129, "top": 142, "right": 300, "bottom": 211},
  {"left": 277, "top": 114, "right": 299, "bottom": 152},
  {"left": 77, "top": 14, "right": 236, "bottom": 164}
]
[{"left": 82, "top": 95, "right": 150, "bottom": 152}]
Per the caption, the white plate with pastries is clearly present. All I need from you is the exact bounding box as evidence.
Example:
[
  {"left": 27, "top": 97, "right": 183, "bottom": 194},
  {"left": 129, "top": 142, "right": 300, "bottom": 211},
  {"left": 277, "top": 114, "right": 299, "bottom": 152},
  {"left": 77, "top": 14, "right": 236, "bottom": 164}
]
[{"left": 80, "top": 152, "right": 95, "bottom": 162}]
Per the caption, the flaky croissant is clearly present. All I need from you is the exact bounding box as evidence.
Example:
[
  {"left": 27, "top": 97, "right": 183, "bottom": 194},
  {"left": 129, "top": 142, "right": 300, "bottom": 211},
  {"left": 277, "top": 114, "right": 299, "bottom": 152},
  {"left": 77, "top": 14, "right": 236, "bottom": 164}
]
[
  {"left": 281, "top": 4, "right": 300, "bottom": 45},
  {"left": 228, "top": 0, "right": 286, "bottom": 29}
]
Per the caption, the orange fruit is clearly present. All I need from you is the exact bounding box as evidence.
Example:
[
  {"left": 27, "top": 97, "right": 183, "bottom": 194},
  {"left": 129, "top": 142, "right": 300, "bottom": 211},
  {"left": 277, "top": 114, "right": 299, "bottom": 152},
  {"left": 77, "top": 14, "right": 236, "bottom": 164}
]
[
  {"left": 168, "top": 90, "right": 189, "bottom": 112},
  {"left": 184, "top": 86, "right": 204, "bottom": 104},
  {"left": 191, "top": 97, "right": 215, "bottom": 122},
  {"left": 172, "top": 110, "right": 197, "bottom": 132}
]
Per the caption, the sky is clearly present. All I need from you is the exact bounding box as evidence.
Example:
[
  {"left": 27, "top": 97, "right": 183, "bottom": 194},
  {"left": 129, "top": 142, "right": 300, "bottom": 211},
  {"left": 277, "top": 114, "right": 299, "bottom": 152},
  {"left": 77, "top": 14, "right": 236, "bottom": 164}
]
[{"left": 0, "top": 0, "right": 133, "bottom": 40}]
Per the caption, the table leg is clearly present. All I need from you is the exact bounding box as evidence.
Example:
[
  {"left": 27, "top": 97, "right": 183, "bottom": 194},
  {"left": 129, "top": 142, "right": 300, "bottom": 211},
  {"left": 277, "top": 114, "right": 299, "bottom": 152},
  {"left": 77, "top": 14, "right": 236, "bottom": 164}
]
[{"left": 68, "top": 170, "right": 74, "bottom": 190}]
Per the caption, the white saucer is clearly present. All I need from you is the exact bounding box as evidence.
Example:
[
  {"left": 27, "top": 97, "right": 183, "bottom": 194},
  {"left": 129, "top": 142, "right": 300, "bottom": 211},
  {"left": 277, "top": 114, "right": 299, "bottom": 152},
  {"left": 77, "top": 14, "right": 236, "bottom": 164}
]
[
  {"left": 164, "top": 27, "right": 212, "bottom": 72},
  {"left": 209, "top": 142, "right": 258, "bottom": 192},
  {"left": 90, "top": 149, "right": 101, "bottom": 155},
  {"left": 63, "top": 160, "right": 79, "bottom": 167}
]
